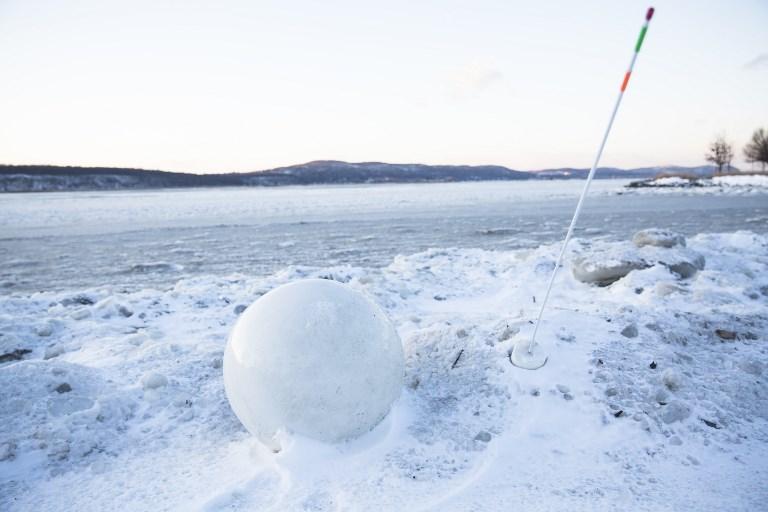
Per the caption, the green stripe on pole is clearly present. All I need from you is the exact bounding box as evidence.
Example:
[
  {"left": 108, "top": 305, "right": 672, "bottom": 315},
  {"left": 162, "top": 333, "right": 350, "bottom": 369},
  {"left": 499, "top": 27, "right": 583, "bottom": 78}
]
[{"left": 635, "top": 25, "right": 648, "bottom": 52}]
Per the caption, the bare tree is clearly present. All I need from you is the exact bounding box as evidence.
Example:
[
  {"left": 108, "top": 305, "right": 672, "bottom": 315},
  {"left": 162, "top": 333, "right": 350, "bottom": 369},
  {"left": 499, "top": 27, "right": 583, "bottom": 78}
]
[
  {"left": 705, "top": 136, "right": 733, "bottom": 174},
  {"left": 744, "top": 128, "right": 768, "bottom": 172}
]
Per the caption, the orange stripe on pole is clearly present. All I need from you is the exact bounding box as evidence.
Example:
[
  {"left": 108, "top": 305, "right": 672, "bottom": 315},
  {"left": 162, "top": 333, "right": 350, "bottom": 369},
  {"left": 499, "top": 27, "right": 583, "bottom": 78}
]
[{"left": 620, "top": 71, "right": 631, "bottom": 92}]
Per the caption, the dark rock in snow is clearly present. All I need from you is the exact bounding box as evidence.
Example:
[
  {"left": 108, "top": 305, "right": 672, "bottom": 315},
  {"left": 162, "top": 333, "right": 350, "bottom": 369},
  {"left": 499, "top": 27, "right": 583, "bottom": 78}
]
[
  {"left": 666, "top": 261, "right": 698, "bottom": 279},
  {"left": 55, "top": 383, "right": 72, "bottom": 393},
  {"left": 474, "top": 431, "right": 492, "bottom": 443},
  {"left": 0, "top": 348, "right": 32, "bottom": 363},
  {"left": 35, "top": 324, "right": 53, "bottom": 337},
  {"left": 572, "top": 240, "right": 705, "bottom": 286},
  {"left": 117, "top": 305, "right": 133, "bottom": 318},
  {"left": 715, "top": 329, "right": 737, "bottom": 341},
  {"left": 61, "top": 295, "right": 95, "bottom": 306},
  {"left": 571, "top": 257, "right": 649, "bottom": 286},
  {"left": 665, "top": 253, "right": 705, "bottom": 279},
  {"left": 621, "top": 324, "right": 639, "bottom": 338}
]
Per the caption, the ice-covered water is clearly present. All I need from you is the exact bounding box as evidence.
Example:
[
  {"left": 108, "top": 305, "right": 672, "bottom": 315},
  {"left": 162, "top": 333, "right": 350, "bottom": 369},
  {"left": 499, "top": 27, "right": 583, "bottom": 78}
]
[{"left": 2, "top": 180, "right": 767, "bottom": 293}]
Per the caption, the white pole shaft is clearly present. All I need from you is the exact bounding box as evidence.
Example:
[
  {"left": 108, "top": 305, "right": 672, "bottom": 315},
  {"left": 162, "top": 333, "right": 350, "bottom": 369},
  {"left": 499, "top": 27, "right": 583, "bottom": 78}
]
[{"left": 526, "top": 31, "right": 647, "bottom": 355}]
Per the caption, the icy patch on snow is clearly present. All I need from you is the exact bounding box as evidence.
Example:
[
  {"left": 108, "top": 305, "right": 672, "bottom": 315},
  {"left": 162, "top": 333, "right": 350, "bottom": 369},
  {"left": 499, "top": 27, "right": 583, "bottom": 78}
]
[{"left": 1, "top": 231, "right": 767, "bottom": 510}]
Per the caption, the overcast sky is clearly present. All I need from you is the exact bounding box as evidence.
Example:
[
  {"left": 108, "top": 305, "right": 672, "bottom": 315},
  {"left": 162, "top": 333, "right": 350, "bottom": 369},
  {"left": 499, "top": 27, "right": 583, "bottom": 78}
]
[{"left": 1, "top": 0, "right": 766, "bottom": 173}]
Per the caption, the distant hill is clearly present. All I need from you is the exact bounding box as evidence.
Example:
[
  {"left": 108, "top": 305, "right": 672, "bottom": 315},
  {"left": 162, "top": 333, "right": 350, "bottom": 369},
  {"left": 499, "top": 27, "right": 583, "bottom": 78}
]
[
  {"left": 0, "top": 161, "right": 723, "bottom": 192},
  {"left": 0, "top": 165, "right": 244, "bottom": 192},
  {"left": 239, "top": 160, "right": 531, "bottom": 186}
]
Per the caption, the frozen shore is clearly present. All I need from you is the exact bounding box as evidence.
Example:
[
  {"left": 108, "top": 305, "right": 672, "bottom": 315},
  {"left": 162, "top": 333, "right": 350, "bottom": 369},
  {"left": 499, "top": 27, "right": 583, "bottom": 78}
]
[
  {"left": 625, "top": 173, "right": 768, "bottom": 196},
  {"left": 1, "top": 231, "right": 767, "bottom": 511}
]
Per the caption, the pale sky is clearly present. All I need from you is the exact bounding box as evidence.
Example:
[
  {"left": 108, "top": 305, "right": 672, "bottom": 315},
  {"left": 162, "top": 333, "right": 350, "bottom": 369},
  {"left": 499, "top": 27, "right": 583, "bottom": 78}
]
[{"left": 1, "top": 0, "right": 766, "bottom": 173}]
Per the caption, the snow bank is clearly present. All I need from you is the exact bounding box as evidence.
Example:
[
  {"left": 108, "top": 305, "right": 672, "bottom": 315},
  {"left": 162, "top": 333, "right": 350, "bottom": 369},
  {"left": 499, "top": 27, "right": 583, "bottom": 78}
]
[
  {"left": 571, "top": 234, "right": 705, "bottom": 286},
  {"left": 650, "top": 176, "right": 692, "bottom": 187},
  {"left": 625, "top": 173, "right": 768, "bottom": 196},
  {"left": 632, "top": 228, "right": 686, "bottom": 248},
  {"left": 1, "top": 232, "right": 767, "bottom": 511},
  {"left": 712, "top": 174, "right": 768, "bottom": 187}
]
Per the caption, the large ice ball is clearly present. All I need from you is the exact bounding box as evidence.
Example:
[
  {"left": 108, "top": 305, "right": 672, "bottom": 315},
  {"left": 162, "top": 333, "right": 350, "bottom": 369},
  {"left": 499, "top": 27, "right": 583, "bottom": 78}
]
[{"left": 223, "top": 279, "right": 404, "bottom": 445}]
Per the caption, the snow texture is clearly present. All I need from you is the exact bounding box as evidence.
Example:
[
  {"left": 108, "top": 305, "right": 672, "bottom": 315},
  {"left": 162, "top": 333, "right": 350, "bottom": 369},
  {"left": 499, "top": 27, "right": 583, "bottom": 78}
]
[
  {"left": 1, "top": 231, "right": 767, "bottom": 511},
  {"left": 223, "top": 279, "right": 404, "bottom": 445}
]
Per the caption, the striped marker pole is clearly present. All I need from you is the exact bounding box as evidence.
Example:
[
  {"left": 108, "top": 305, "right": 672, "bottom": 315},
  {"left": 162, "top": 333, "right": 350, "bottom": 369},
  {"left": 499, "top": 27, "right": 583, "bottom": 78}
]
[{"left": 510, "top": 7, "right": 655, "bottom": 370}]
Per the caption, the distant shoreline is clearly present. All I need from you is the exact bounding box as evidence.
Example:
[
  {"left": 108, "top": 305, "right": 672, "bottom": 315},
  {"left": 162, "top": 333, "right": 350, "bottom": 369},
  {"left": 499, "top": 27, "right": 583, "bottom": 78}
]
[{"left": 0, "top": 161, "right": 723, "bottom": 193}]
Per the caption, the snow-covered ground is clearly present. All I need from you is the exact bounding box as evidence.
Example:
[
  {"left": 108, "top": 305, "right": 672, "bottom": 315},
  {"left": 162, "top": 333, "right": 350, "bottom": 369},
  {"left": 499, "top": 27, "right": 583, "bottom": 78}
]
[
  {"left": 2, "top": 229, "right": 767, "bottom": 511},
  {"left": 713, "top": 174, "right": 768, "bottom": 188},
  {"left": 625, "top": 173, "right": 768, "bottom": 196}
]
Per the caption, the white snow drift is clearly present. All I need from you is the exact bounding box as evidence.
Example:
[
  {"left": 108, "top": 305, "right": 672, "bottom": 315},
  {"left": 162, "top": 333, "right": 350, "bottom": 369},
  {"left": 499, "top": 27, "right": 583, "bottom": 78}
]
[
  {"left": 625, "top": 173, "right": 768, "bottom": 196},
  {"left": 223, "top": 279, "right": 404, "bottom": 445},
  {"left": 1, "top": 231, "right": 767, "bottom": 511}
]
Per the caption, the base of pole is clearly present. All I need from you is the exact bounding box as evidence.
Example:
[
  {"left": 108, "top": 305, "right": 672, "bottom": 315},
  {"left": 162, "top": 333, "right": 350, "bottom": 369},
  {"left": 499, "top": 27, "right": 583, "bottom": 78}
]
[{"left": 509, "top": 338, "right": 548, "bottom": 370}]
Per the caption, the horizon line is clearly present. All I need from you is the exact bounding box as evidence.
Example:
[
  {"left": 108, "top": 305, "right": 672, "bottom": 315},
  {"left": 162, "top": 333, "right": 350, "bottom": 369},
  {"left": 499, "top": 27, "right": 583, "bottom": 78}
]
[{"left": 0, "top": 160, "right": 722, "bottom": 176}]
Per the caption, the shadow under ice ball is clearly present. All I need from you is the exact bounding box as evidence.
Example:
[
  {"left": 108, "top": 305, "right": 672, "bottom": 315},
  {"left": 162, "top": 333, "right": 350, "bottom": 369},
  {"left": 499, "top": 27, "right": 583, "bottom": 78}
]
[{"left": 223, "top": 279, "right": 404, "bottom": 444}]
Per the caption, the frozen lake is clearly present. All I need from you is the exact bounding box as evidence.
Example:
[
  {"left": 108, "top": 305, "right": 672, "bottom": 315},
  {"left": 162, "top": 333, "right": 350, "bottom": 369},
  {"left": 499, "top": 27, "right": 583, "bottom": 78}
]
[{"left": 2, "top": 180, "right": 767, "bottom": 293}]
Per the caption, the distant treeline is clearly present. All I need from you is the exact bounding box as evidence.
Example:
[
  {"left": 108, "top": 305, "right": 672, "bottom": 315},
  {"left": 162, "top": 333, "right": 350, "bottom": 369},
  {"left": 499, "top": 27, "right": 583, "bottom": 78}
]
[{"left": 0, "top": 161, "right": 722, "bottom": 193}]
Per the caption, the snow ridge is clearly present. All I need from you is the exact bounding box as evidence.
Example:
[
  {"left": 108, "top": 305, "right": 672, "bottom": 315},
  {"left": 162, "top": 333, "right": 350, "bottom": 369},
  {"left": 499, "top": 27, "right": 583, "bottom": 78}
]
[{"left": 1, "top": 232, "right": 766, "bottom": 511}]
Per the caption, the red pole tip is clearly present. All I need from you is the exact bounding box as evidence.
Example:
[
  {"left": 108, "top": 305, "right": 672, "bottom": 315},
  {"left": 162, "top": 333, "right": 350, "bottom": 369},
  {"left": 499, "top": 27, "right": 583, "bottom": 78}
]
[{"left": 646, "top": 7, "right": 655, "bottom": 21}]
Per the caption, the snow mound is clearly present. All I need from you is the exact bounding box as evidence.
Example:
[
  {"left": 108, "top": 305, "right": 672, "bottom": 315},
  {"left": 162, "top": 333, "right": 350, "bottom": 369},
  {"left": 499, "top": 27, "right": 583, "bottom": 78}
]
[
  {"left": 712, "top": 174, "right": 768, "bottom": 188},
  {"left": 1, "top": 231, "right": 767, "bottom": 510},
  {"left": 651, "top": 177, "right": 692, "bottom": 187},
  {"left": 572, "top": 234, "right": 705, "bottom": 286},
  {"left": 625, "top": 173, "right": 768, "bottom": 196},
  {"left": 632, "top": 228, "right": 686, "bottom": 248},
  {"left": 223, "top": 279, "right": 404, "bottom": 445}
]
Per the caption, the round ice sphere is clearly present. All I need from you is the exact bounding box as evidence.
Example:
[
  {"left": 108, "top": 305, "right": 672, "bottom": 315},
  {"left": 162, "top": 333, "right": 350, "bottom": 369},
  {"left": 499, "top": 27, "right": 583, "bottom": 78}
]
[{"left": 223, "top": 279, "right": 404, "bottom": 444}]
